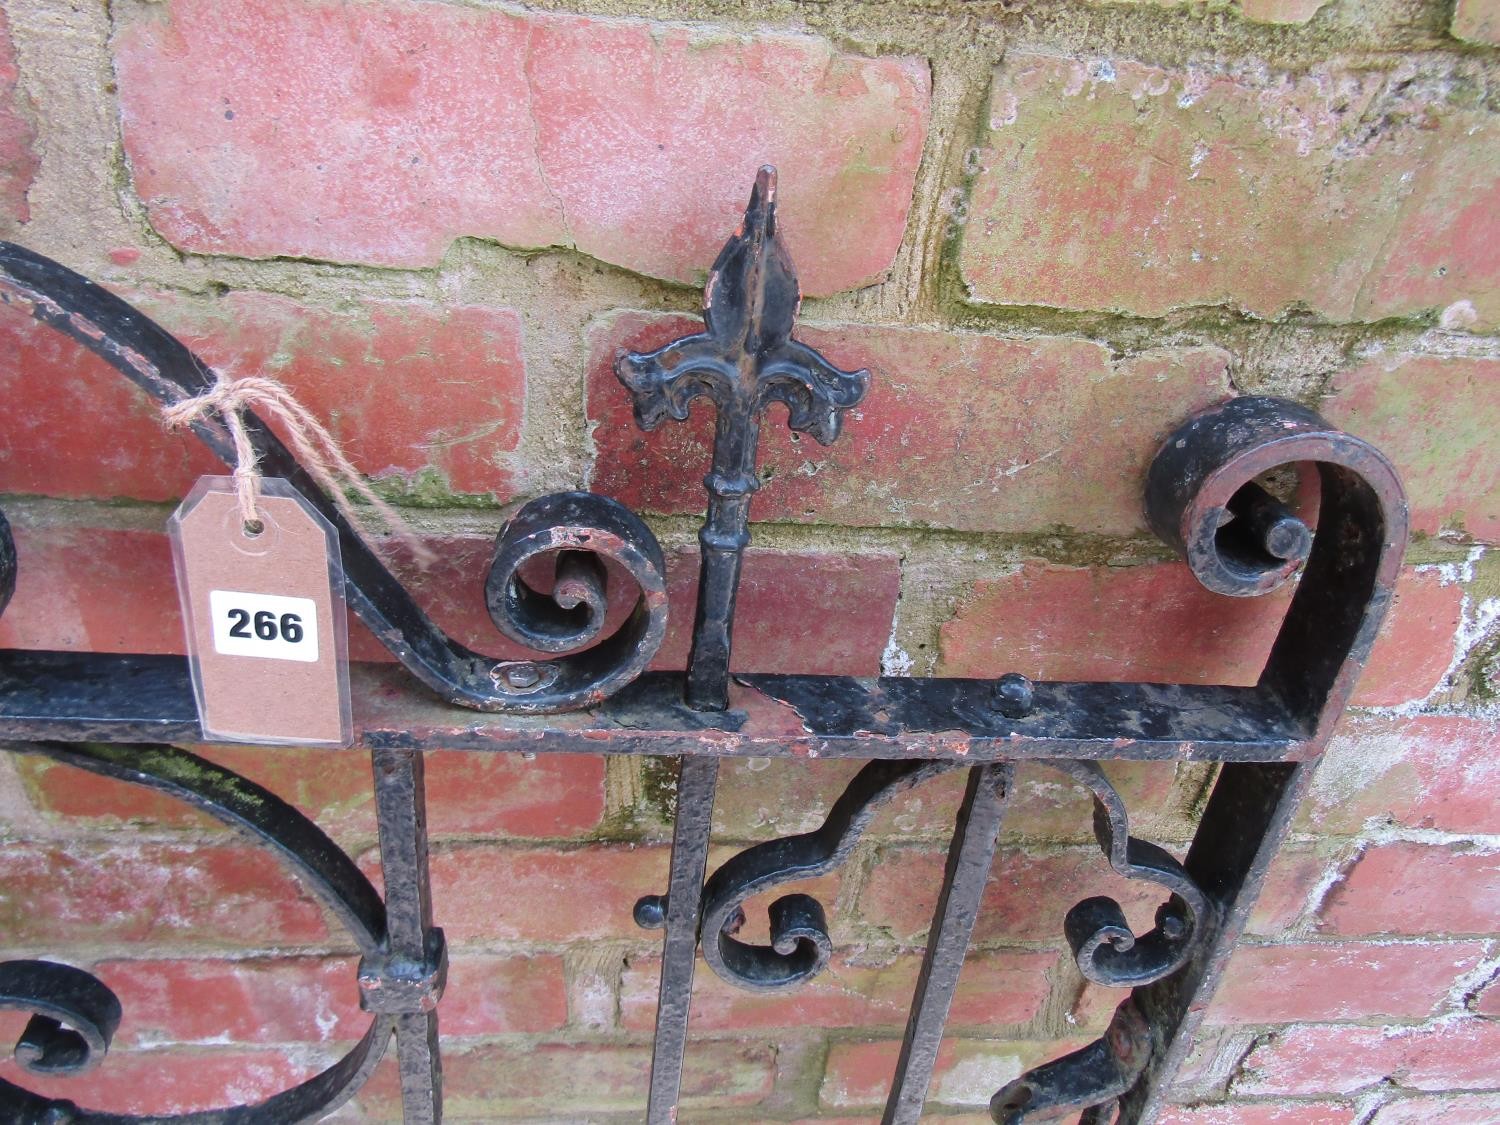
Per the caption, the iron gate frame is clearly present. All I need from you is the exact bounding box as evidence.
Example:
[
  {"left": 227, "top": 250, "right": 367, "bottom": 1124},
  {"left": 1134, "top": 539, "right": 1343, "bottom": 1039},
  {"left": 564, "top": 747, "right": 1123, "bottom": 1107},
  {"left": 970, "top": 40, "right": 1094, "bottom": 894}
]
[{"left": 0, "top": 166, "right": 1407, "bottom": 1124}]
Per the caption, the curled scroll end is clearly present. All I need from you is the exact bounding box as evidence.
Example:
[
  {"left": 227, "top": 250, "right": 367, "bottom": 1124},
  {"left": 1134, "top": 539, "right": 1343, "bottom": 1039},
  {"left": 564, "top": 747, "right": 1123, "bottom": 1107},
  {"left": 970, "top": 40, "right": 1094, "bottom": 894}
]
[
  {"left": 759, "top": 341, "right": 871, "bottom": 447},
  {"left": 697, "top": 761, "right": 955, "bottom": 993},
  {"left": 0, "top": 960, "right": 122, "bottom": 1076},
  {"left": 1066, "top": 895, "right": 1197, "bottom": 988},
  {"left": 612, "top": 340, "right": 725, "bottom": 433},
  {"left": 768, "top": 893, "right": 834, "bottom": 965},
  {"left": 1049, "top": 762, "right": 1208, "bottom": 988},
  {"left": 1147, "top": 394, "right": 1408, "bottom": 602},
  {"left": 1147, "top": 396, "right": 1327, "bottom": 597},
  {"left": 990, "top": 998, "right": 1150, "bottom": 1123},
  {"left": 706, "top": 892, "right": 833, "bottom": 992},
  {"left": 483, "top": 491, "right": 669, "bottom": 713},
  {"left": 0, "top": 508, "right": 14, "bottom": 619}
]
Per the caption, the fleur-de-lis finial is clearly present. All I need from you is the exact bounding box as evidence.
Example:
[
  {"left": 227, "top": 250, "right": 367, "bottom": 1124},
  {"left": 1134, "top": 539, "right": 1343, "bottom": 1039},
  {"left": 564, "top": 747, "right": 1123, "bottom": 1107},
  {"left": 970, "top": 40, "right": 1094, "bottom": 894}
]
[{"left": 615, "top": 166, "right": 869, "bottom": 710}]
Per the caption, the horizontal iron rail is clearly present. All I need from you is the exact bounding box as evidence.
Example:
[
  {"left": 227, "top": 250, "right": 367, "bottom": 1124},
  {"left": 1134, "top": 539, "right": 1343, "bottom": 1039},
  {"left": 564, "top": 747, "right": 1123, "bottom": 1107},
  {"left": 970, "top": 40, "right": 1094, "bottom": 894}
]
[{"left": 0, "top": 650, "right": 1307, "bottom": 760}]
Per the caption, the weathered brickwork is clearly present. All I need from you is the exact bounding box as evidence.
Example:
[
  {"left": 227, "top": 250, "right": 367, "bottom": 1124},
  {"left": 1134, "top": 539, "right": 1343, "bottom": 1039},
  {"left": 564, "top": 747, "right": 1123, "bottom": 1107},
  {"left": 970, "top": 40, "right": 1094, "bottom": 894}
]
[
  {"left": 0, "top": 0, "right": 1496, "bottom": 1118},
  {"left": 113, "top": 0, "right": 929, "bottom": 295}
]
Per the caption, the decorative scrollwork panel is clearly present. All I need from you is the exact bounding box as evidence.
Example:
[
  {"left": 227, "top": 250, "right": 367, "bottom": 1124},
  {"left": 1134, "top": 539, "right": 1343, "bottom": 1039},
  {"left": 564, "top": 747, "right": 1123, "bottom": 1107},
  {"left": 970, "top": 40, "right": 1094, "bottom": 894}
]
[
  {"left": 0, "top": 160, "right": 1408, "bottom": 1125},
  {"left": 0, "top": 741, "right": 409, "bottom": 1122}
]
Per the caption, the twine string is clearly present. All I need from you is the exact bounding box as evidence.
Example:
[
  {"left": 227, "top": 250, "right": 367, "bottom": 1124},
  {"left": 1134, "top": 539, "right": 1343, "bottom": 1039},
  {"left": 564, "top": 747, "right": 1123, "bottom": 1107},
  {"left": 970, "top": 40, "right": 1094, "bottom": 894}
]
[{"left": 164, "top": 368, "right": 435, "bottom": 568}]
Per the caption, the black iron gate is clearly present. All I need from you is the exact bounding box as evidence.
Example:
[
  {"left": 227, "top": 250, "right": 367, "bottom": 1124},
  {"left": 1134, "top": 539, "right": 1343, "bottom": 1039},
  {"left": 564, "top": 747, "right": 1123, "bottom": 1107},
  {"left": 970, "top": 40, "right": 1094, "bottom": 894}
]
[{"left": 0, "top": 167, "right": 1407, "bottom": 1123}]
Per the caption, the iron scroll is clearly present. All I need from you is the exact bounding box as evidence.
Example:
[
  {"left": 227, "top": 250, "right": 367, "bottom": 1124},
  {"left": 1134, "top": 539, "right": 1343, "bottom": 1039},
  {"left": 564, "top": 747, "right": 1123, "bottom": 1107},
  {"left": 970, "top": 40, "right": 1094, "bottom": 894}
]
[{"left": 0, "top": 164, "right": 1407, "bottom": 1123}]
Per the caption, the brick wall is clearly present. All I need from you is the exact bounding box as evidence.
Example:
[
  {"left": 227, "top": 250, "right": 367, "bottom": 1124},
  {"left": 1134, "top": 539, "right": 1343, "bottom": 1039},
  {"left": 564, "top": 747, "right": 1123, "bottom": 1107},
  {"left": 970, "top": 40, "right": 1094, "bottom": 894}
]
[{"left": 0, "top": 0, "right": 1496, "bottom": 1121}]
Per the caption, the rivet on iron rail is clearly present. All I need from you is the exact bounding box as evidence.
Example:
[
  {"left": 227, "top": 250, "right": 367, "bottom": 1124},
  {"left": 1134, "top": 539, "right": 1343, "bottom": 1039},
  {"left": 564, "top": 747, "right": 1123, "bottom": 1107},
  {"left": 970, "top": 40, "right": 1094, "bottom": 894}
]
[{"left": 992, "top": 673, "right": 1035, "bottom": 719}]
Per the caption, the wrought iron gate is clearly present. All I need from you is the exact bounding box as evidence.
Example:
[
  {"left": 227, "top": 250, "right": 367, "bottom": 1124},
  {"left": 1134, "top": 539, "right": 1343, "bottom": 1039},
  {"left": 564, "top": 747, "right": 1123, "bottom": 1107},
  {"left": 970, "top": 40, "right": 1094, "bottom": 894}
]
[{"left": 0, "top": 167, "right": 1407, "bottom": 1123}]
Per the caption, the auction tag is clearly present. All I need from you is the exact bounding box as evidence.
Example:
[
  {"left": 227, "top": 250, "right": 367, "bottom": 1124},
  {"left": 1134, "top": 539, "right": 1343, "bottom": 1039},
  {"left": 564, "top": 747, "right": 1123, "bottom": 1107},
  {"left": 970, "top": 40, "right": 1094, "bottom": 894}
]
[{"left": 169, "top": 477, "right": 351, "bottom": 746}]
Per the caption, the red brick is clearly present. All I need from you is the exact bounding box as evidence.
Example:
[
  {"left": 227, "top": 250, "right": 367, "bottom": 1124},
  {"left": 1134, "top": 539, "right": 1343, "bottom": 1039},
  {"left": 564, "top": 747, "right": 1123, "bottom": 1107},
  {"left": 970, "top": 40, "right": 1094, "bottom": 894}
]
[
  {"left": 938, "top": 564, "right": 1457, "bottom": 706},
  {"left": 589, "top": 313, "right": 1231, "bottom": 535},
  {"left": 960, "top": 55, "right": 1493, "bottom": 325},
  {"left": 437, "top": 953, "right": 568, "bottom": 1036},
  {"left": 424, "top": 752, "right": 605, "bottom": 838},
  {"left": 1303, "top": 715, "right": 1500, "bottom": 836},
  {"left": 17, "top": 745, "right": 601, "bottom": 843},
  {"left": 1158, "top": 1102, "right": 1358, "bottom": 1125},
  {"left": 115, "top": 1, "right": 928, "bottom": 296},
  {"left": 1361, "top": 115, "right": 1500, "bottom": 328},
  {"left": 23, "top": 745, "right": 604, "bottom": 841},
  {"left": 939, "top": 561, "right": 1287, "bottom": 686},
  {"left": 428, "top": 844, "right": 667, "bottom": 943},
  {"left": 363, "top": 538, "right": 891, "bottom": 676},
  {"left": 619, "top": 949, "right": 1054, "bottom": 1032},
  {"left": 92, "top": 953, "right": 564, "bottom": 1047},
  {"left": 1208, "top": 941, "right": 1487, "bottom": 1024},
  {"left": 0, "top": 841, "right": 332, "bottom": 947},
  {"left": 1293, "top": 569, "right": 1461, "bottom": 706},
  {"left": 1238, "top": 1018, "right": 1500, "bottom": 1095},
  {"left": 820, "top": 1037, "right": 1089, "bottom": 1109},
  {"left": 1453, "top": 0, "right": 1500, "bottom": 43},
  {"left": 656, "top": 546, "right": 897, "bottom": 676},
  {"left": 1318, "top": 842, "right": 1500, "bottom": 937},
  {"left": 0, "top": 308, "right": 221, "bottom": 501},
  {"left": 1324, "top": 355, "right": 1500, "bottom": 541},
  {"left": 856, "top": 845, "right": 1166, "bottom": 947},
  {"left": 102, "top": 956, "right": 363, "bottom": 1046},
  {"left": 0, "top": 290, "right": 525, "bottom": 503},
  {"left": 0, "top": 525, "right": 180, "bottom": 653},
  {"left": 356, "top": 1039, "right": 774, "bottom": 1119},
  {"left": 1247, "top": 847, "right": 1335, "bottom": 937},
  {"left": 0, "top": 7, "right": 36, "bottom": 226},
  {"left": 15, "top": 745, "right": 365, "bottom": 838},
  {"left": 1370, "top": 1092, "right": 1500, "bottom": 1124},
  {"left": 0, "top": 1044, "right": 333, "bottom": 1116},
  {"left": 526, "top": 17, "right": 929, "bottom": 297},
  {"left": 1475, "top": 972, "right": 1500, "bottom": 1018}
]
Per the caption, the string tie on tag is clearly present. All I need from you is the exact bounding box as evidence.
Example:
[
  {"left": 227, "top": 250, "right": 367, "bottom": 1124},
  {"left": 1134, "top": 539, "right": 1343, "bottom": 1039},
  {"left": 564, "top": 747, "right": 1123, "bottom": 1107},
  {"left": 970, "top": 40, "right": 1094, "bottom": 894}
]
[{"left": 163, "top": 369, "right": 436, "bottom": 568}]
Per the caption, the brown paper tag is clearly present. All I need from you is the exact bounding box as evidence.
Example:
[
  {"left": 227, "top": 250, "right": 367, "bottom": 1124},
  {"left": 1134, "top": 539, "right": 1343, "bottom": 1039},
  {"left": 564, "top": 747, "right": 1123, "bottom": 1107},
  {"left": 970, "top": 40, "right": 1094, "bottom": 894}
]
[{"left": 169, "top": 477, "right": 351, "bottom": 746}]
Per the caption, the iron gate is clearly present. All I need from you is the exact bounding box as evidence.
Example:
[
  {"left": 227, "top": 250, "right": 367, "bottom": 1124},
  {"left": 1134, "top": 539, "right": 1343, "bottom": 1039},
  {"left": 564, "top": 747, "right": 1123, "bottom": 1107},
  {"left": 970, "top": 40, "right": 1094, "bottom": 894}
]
[{"left": 0, "top": 166, "right": 1407, "bottom": 1123}]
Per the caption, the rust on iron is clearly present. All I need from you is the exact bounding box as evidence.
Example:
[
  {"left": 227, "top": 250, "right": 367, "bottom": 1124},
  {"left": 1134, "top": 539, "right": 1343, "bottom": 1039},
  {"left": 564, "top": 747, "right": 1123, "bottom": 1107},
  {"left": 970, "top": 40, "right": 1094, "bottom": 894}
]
[{"left": 0, "top": 170, "right": 1407, "bottom": 1123}]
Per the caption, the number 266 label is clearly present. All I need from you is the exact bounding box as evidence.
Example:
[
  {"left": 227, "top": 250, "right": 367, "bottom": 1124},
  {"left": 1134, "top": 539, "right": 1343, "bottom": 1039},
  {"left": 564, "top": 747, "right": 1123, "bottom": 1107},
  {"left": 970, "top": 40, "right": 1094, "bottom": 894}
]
[{"left": 209, "top": 590, "right": 319, "bottom": 663}]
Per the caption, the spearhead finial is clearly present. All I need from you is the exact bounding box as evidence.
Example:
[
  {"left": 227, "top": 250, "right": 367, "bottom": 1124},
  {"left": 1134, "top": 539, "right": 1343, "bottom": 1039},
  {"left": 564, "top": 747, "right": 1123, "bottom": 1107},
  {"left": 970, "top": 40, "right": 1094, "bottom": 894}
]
[
  {"left": 614, "top": 167, "right": 870, "bottom": 710},
  {"left": 616, "top": 166, "right": 869, "bottom": 446}
]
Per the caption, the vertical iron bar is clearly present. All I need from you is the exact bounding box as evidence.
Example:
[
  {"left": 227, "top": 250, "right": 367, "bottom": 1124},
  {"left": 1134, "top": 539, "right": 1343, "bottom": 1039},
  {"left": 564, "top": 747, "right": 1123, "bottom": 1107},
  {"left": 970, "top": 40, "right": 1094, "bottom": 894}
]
[
  {"left": 372, "top": 746, "right": 443, "bottom": 1125},
  {"left": 686, "top": 410, "right": 761, "bottom": 710},
  {"left": 883, "top": 763, "right": 1013, "bottom": 1124},
  {"left": 615, "top": 167, "right": 867, "bottom": 712},
  {"left": 393, "top": 1012, "right": 441, "bottom": 1125},
  {"left": 646, "top": 754, "right": 721, "bottom": 1123},
  {"left": 1115, "top": 760, "right": 1312, "bottom": 1123}
]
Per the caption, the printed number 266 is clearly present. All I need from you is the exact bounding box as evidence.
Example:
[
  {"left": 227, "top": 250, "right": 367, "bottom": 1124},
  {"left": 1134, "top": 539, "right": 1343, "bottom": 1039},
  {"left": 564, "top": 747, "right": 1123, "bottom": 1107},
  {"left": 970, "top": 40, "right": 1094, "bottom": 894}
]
[{"left": 227, "top": 608, "right": 305, "bottom": 644}]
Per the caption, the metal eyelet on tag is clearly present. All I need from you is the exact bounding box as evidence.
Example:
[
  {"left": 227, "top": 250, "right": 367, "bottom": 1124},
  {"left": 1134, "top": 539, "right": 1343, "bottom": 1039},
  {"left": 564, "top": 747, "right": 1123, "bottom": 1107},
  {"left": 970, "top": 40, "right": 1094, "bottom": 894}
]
[{"left": 169, "top": 476, "right": 352, "bottom": 746}]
